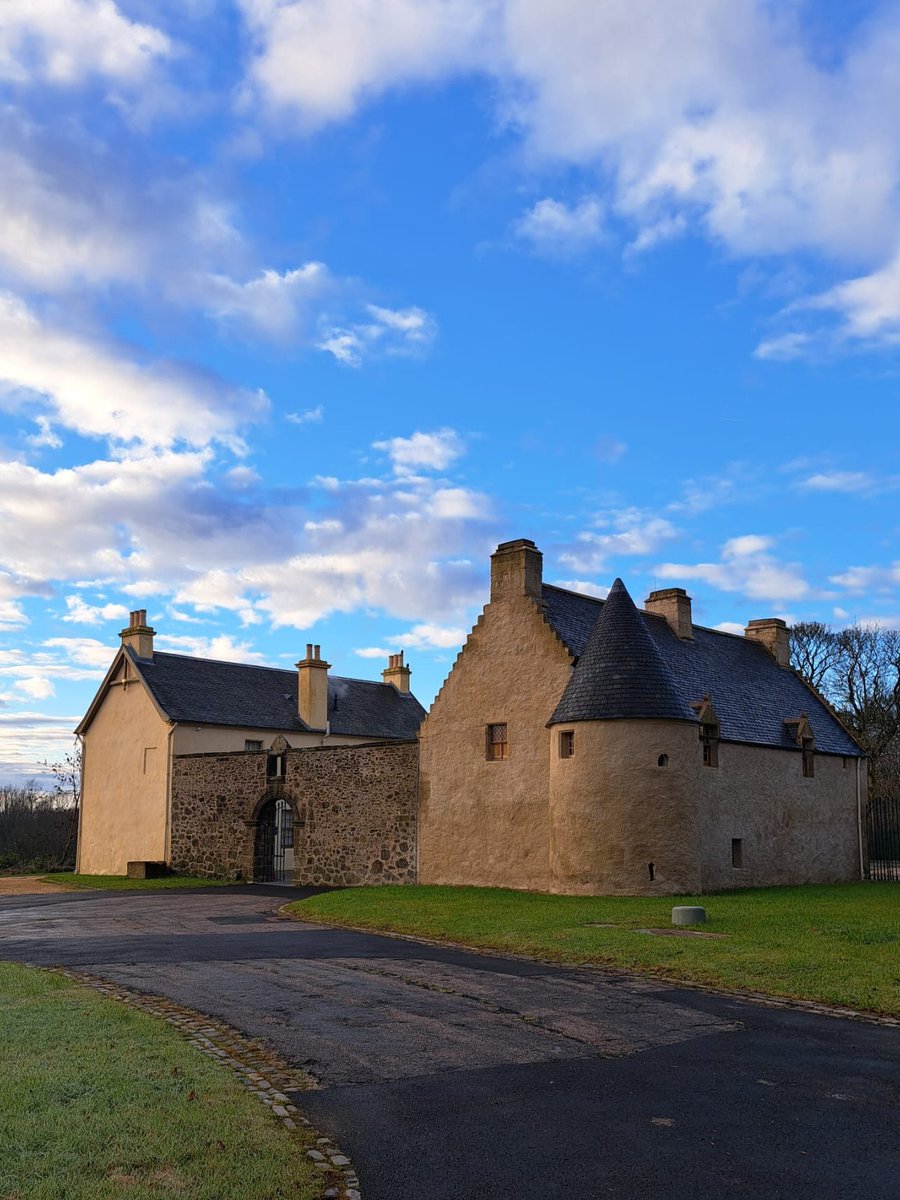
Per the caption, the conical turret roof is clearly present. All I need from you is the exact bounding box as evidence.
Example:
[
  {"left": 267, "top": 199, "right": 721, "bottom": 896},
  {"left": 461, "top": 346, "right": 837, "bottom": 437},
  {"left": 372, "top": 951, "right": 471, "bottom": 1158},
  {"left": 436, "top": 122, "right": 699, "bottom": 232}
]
[{"left": 549, "top": 578, "right": 698, "bottom": 725}]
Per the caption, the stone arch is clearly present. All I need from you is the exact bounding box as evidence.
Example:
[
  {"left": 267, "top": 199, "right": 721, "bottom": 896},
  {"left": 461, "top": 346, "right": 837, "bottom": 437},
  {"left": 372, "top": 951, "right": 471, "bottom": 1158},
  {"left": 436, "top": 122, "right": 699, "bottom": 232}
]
[{"left": 247, "top": 788, "right": 302, "bottom": 883}]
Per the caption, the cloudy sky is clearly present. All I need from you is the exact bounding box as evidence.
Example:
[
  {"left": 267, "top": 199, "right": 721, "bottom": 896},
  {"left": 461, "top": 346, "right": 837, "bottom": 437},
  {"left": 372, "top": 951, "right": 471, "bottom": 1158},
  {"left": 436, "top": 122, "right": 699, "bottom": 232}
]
[{"left": 2, "top": 0, "right": 899, "bottom": 781}]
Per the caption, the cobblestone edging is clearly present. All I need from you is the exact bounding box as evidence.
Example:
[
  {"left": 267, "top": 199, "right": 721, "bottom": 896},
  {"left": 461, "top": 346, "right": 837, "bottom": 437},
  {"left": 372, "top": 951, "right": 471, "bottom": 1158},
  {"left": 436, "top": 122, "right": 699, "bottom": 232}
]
[{"left": 56, "top": 969, "right": 362, "bottom": 1200}]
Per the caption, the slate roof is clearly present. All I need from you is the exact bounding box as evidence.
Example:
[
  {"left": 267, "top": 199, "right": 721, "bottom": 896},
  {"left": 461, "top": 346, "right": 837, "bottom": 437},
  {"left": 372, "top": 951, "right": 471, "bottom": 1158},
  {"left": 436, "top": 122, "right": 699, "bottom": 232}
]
[
  {"left": 128, "top": 651, "right": 425, "bottom": 740},
  {"left": 542, "top": 582, "right": 862, "bottom": 756},
  {"left": 550, "top": 579, "right": 697, "bottom": 724}
]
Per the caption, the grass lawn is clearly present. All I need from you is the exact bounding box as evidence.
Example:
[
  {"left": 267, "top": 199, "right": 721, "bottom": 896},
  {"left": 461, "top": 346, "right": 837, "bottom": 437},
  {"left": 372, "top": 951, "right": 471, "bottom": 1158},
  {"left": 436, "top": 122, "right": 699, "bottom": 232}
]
[
  {"left": 288, "top": 883, "right": 900, "bottom": 1019},
  {"left": 41, "top": 872, "right": 233, "bottom": 891},
  {"left": 0, "top": 962, "right": 320, "bottom": 1200}
]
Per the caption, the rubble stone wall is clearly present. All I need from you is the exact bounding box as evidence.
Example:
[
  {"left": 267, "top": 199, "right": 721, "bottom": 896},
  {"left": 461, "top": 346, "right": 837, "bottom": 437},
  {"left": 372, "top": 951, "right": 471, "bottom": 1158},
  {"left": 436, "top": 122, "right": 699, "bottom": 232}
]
[{"left": 170, "top": 740, "right": 418, "bottom": 885}]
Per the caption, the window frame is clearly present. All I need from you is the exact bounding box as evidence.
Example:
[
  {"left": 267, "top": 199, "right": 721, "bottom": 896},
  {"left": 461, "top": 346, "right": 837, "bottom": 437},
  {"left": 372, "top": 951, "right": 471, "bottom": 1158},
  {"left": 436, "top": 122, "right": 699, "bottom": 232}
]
[
  {"left": 558, "top": 730, "right": 575, "bottom": 759},
  {"left": 486, "top": 723, "right": 509, "bottom": 761}
]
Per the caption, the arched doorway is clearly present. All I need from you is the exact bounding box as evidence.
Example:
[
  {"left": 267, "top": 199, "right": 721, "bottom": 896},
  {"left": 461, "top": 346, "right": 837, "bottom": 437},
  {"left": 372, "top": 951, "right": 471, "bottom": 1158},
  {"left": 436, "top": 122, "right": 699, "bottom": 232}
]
[{"left": 253, "top": 796, "right": 296, "bottom": 884}]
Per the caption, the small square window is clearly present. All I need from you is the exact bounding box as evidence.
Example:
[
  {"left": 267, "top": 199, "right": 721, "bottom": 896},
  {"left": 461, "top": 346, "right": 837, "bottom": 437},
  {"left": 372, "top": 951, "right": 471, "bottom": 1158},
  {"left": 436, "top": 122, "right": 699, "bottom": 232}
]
[
  {"left": 486, "top": 723, "right": 508, "bottom": 760},
  {"left": 245, "top": 739, "right": 263, "bottom": 752},
  {"left": 559, "top": 731, "right": 575, "bottom": 759}
]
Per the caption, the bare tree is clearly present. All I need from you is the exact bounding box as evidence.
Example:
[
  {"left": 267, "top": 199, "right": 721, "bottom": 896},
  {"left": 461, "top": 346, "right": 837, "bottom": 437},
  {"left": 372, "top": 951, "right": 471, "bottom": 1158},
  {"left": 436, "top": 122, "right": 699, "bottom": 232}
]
[{"left": 789, "top": 621, "right": 841, "bottom": 693}]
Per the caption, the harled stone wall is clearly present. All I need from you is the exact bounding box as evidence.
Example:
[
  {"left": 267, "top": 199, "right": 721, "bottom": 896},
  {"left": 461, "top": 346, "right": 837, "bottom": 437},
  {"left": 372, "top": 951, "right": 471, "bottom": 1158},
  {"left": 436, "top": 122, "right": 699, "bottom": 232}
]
[{"left": 170, "top": 740, "right": 417, "bottom": 885}]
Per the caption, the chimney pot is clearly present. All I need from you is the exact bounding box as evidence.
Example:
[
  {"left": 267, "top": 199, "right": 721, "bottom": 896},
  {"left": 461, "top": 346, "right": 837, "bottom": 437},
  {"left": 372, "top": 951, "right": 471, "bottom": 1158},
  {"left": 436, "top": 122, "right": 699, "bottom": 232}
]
[
  {"left": 120, "top": 607, "right": 155, "bottom": 659},
  {"left": 383, "top": 649, "right": 411, "bottom": 693},
  {"left": 645, "top": 588, "right": 692, "bottom": 639}
]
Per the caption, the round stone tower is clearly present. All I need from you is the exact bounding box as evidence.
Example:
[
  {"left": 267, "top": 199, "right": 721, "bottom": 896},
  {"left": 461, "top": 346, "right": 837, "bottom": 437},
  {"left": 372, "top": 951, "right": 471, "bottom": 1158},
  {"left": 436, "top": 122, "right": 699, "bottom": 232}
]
[{"left": 547, "top": 578, "right": 702, "bottom": 895}]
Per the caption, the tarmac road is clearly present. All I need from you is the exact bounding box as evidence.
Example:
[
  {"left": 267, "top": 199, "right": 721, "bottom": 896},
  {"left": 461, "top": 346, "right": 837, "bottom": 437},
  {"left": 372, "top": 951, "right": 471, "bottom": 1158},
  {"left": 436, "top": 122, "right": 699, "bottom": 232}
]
[{"left": 2, "top": 885, "right": 898, "bottom": 1199}]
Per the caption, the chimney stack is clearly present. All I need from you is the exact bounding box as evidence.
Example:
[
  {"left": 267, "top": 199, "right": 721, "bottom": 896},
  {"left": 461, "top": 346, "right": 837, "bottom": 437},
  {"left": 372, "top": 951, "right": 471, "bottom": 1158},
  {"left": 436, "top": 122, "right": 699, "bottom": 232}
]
[
  {"left": 645, "top": 588, "right": 692, "bottom": 639},
  {"left": 119, "top": 609, "right": 156, "bottom": 659},
  {"left": 296, "top": 642, "right": 331, "bottom": 729},
  {"left": 745, "top": 618, "right": 790, "bottom": 667},
  {"left": 490, "top": 538, "right": 542, "bottom": 603},
  {"left": 382, "top": 651, "right": 411, "bottom": 693}
]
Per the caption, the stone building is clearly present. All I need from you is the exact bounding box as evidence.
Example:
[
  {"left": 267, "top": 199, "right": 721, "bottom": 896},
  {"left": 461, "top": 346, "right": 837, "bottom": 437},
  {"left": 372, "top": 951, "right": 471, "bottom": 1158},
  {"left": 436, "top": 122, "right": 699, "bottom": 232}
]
[
  {"left": 76, "top": 539, "right": 866, "bottom": 895},
  {"left": 418, "top": 539, "right": 866, "bottom": 895},
  {"left": 75, "top": 613, "right": 424, "bottom": 882}
]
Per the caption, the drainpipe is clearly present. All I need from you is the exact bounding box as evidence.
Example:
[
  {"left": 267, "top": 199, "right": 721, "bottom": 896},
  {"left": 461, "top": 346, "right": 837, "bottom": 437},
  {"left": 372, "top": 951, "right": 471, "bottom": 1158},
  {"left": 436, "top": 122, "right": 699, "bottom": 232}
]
[
  {"left": 163, "top": 723, "right": 176, "bottom": 866},
  {"left": 74, "top": 733, "right": 85, "bottom": 874},
  {"left": 856, "top": 756, "right": 865, "bottom": 881}
]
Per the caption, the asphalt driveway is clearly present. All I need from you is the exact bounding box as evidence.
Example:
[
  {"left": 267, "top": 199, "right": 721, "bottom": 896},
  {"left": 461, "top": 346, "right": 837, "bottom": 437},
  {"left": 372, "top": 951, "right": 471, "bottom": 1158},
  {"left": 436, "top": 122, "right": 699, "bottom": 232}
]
[{"left": 2, "top": 886, "right": 898, "bottom": 1199}]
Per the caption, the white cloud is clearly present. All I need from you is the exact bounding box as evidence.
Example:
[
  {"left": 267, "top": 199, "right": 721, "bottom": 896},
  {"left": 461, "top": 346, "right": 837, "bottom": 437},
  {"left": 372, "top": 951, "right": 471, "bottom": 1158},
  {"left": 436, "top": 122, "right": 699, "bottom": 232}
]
[
  {"left": 237, "top": 1, "right": 900, "bottom": 354},
  {"left": 203, "top": 263, "right": 333, "bottom": 342},
  {"left": 514, "top": 197, "right": 604, "bottom": 255},
  {"left": 753, "top": 332, "right": 813, "bottom": 361},
  {"left": 388, "top": 623, "right": 467, "bottom": 650},
  {"left": 374, "top": 428, "right": 465, "bottom": 474},
  {"left": 560, "top": 509, "right": 678, "bottom": 573},
  {"left": 43, "top": 636, "right": 117, "bottom": 669},
  {"left": 155, "top": 633, "right": 266, "bottom": 664},
  {"left": 0, "top": 293, "right": 267, "bottom": 451},
  {"left": 318, "top": 304, "right": 437, "bottom": 365},
  {"left": 238, "top": 0, "right": 492, "bottom": 129},
  {"left": 658, "top": 533, "right": 808, "bottom": 603},
  {"left": 287, "top": 405, "right": 324, "bottom": 425},
  {"left": 801, "top": 248, "right": 900, "bottom": 347},
  {"left": 553, "top": 579, "right": 609, "bottom": 599},
  {"left": 15, "top": 676, "right": 56, "bottom": 700},
  {"left": 354, "top": 646, "right": 392, "bottom": 659},
  {"left": 829, "top": 563, "right": 900, "bottom": 594},
  {"left": 713, "top": 621, "right": 745, "bottom": 635},
  {"left": 61, "top": 596, "right": 129, "bottom": 625},
  {"left": 798, "top": 470, "right": 900, "bottom": 496},
  {"left": 25, "top": 416, "right": 63, "bottom": 450},
  {"left": 0, "top": 0, "right": 172, "bottom": 88}
]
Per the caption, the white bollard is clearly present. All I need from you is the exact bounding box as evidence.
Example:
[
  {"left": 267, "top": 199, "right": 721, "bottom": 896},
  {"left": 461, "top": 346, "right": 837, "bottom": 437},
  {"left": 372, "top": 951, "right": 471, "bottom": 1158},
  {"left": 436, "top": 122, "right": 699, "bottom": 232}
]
[{"left": 672, "top": 905, "right": 707, "bottom": 926}]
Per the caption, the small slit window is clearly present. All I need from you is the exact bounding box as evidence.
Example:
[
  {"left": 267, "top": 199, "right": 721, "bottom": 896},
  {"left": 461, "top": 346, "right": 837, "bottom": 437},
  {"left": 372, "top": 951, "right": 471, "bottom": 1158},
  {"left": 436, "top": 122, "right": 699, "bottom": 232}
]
[
  {"left": 487, "top": 723, "right": 509, "bottom": 760},
  {"left": 802, "top": 738, "right": 815, "bottom": 778},
  {"left": 732, "top": 838, "right": 743, "bottom": 869},
  {"left": 267, "top": 753, "right": 284, "bottom": 779},
  {"left": 559, "top": 731, "right": 575, "bottom": 759},
  {"left": 701, "top": 723, "right": 719, "bottom": 768},
  {"left": 657, "top": 753, "right": 669, "bottom": 768}
]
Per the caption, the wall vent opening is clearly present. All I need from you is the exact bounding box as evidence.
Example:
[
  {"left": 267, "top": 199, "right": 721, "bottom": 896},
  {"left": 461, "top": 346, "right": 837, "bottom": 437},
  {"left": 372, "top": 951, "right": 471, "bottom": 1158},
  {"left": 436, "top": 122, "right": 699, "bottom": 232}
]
[{"left": 731, "top": 838, "right": 743, "bottom": 869}]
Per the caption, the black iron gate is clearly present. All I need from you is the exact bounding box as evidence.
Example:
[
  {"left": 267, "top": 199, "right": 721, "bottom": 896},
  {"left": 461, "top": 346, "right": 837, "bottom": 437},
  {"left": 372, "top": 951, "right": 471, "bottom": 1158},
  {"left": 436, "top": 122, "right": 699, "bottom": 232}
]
[
  {"left": 253, "top": 798, "right": 292, "bottom": 884},
  {"left": 867, "top": 795, "right": 900, "bottom": 881}
]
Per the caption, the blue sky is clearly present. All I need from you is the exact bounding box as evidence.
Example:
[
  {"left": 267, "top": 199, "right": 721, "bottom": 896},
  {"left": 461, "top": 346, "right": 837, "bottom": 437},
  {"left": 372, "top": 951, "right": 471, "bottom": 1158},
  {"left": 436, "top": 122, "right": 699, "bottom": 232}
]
[{"left": 1, "top": 0, "right": 899, "bottom": 781}]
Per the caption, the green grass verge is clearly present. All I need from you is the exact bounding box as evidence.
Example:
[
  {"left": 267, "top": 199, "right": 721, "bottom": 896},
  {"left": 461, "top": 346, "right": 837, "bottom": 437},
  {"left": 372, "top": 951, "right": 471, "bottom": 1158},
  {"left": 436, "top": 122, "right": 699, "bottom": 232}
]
[
  {"left": 0, "top": 962, "right": 320, "bottom": 1200},
  {"left": 41, "top": 872, "right": 233, "bottom": 890},
  {"left": 288, "top": 883, "right": 900, "bottom": 1018}
]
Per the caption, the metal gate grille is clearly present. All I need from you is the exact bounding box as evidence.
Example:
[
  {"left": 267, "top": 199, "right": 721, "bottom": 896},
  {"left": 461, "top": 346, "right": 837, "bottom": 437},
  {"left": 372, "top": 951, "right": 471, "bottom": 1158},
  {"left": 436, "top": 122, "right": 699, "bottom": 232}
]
[
  {"left": 254, "top": 798, "right": 291, "bottom": 884},
  {"left": 867, "top": 795, "right": 900, "bottom": 881}
]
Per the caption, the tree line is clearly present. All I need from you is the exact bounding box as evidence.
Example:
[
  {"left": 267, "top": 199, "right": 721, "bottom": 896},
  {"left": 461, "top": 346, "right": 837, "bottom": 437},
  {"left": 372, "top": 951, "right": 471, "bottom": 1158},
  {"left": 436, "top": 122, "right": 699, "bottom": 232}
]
[
  {"left": 790, "top": 621, "right": 900, "bottom": 804},
  {"left": 0, "top": 746, "right": 81, "bottom": 873}
]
